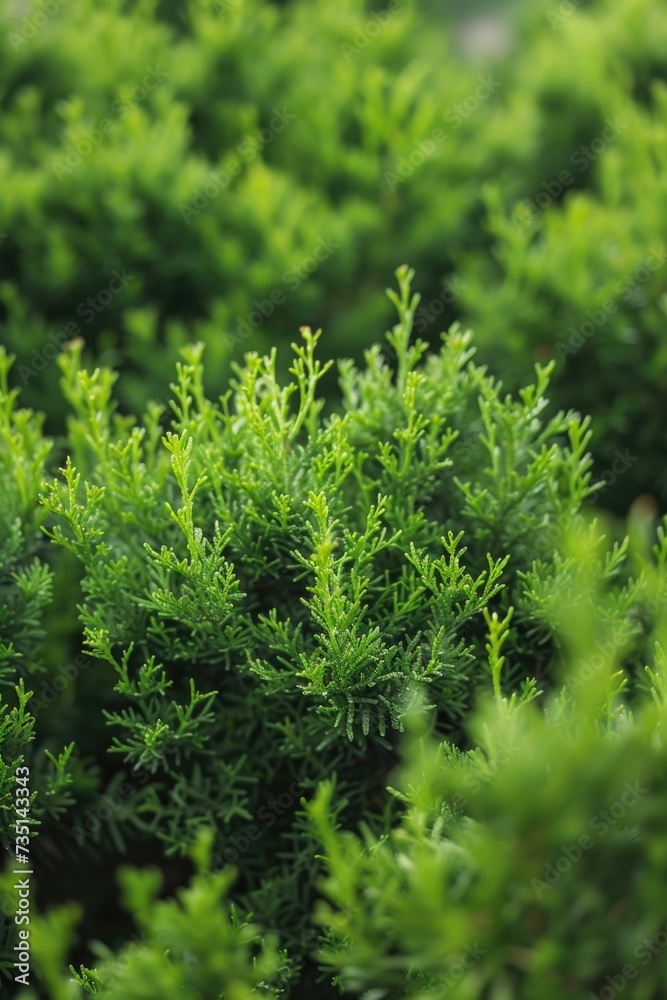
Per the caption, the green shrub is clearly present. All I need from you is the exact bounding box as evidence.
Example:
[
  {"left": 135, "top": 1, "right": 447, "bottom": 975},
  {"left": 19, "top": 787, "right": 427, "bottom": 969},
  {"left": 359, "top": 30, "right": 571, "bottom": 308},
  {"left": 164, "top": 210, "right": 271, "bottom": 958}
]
[
  {"left": 39, "top": 267, "right": 594, "bottom": 801},
  {"left": 0, "top": 0, "right": 498, "bottom": 423},
  {"left": 0, "top": 267, "right": 630, "bottom": 992},
  {"left": 11, "top": 516, "right": 667, "bottom": 999},
  {"left": 454, "top": 0, "right": 667, "bottom": 510},
  {"left": 0, "top": 349, "right": 78, "bottom": 979},
  {"left": 0, "top": 269, "right": 663, "bottom": 996},
  {"left": 15, "top": 832, "right": 290, "bottom": 999},
  {"left": 308, "top": 531, "right": 667, "bottom": 997},
  {"left": 310, "top": 700, "right": 667, "bottom": 999}
]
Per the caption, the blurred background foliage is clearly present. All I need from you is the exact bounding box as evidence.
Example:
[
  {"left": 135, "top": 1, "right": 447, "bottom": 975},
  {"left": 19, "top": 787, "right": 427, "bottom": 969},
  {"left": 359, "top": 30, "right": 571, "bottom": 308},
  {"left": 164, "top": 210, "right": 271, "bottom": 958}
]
[{"left": 0, "top": 0, "right": 664, "bottom": 511}]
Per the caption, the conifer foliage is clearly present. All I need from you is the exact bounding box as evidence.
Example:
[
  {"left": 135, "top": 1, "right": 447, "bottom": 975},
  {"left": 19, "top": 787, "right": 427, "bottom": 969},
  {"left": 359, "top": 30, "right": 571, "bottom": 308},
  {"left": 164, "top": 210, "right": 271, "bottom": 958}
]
[
  {"left": 1, "top": 270, "right": 663, "bottom": 996},
  {"left": 39, "top": 267, "right": 592, "bottom": 851}
]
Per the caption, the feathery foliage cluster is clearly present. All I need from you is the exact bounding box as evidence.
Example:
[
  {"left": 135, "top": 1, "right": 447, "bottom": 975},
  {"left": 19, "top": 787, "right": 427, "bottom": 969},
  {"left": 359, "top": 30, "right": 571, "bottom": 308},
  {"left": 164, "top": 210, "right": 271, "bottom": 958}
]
[
  {"left": 308, "top": 523, "right": 667, "bottom": 998},
  {"left": 456, "top": 0, "right": 667, "bottom": 509},
  {"left": 310, "top": 672, "right": 667, "bottom": 998},
  {"left": 0, "top": 0, "right": 495, "bottom": 422},
  {"left": 0, "top": 270, "right": 664, "bottom": 997},
  {"left": 0, "top": 350, "right": 77, "bottom": 980}
]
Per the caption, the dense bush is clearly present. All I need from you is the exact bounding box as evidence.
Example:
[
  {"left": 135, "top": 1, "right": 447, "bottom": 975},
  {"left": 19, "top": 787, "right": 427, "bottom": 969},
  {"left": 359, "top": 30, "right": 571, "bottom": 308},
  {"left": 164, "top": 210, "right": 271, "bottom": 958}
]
[
  {"left": 305, "top": 522, "right": 667, "bottom": 997},
  {"left": 2, "top": 0, "right": 666, "bottom": 993},
  {"left": 0, "top": 0, "right": 498, "bottom": 422},
  {"left": 310, "top": 640, "right": 667, "bottom": 999},
  {"left": 3, "top": 270, "right": 659, "bottom": 995},
  {"left": 15, "top": 843, "right": 292, "bottom": 999},
  {"left": 0, "top": 348, "right": 78, "bottom": 981},
  {"left": 34, "top": 269, "right": 590, "bottom": 964},
  {"left": 453, "top": 0, "right": 667, "bottom": 510}
]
